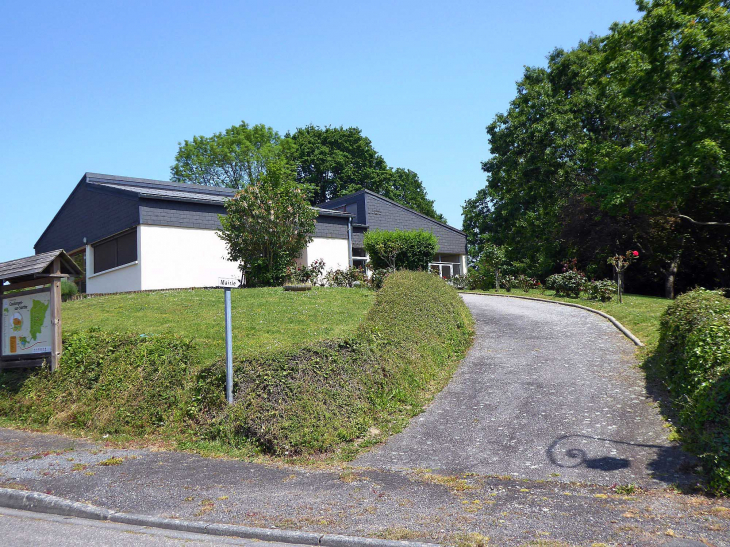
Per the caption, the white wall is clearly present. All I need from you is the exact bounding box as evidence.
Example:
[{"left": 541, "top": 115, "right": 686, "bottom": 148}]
[
  {"left": 86, "top": 238, "right": 143, "bottom": 294},
  {"left": 302, "top": 237, "right": 350, "bottom": 273},
  {"left": 139, "top": 225, "right": 240, "bottom": 290}
]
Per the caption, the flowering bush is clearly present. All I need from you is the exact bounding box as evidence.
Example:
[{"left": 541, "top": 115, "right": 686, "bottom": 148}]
[
  {"left": 585, "top": 279, "right": 617, "bottom": 302},
  {"left": 607, "top": 250, "right": 639, "bottom": 304},
  {"left": 448, "top": 274, "right": 469, "bottom": 290},
  {"left": 501, "top": 274, "right": 516, "bottom": 292},
  {"left": 218, "top": 180, "right": 317, "bottom": 286},
  {"left": 516, "top": 274, "right": 540, "bottom": 293},
  {"left": 545, "top": 271, "right": 586, "bottom": 297},
  {"left": 325, "top": 267, "right": 365, "bottom": 288},
  {"left": 286, "top": 259, "right": 326, "bottom": 285}
]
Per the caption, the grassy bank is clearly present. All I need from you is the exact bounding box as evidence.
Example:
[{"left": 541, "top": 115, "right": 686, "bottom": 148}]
[
  {"left": 462, "top": 289, "right": 670, "bottom": 348},
  {"left": 62, "top": 287, "right": 374, "bottom": 363},
  {"left": 1, "top": 273, "right": 473, "bottom": 461}
]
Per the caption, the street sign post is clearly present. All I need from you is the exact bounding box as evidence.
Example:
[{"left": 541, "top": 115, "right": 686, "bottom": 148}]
[{"left": 217, "top": 277, "right": 238, "bottom": 404}]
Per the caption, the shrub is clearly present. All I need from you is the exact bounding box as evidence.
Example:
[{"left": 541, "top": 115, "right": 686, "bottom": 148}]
[
  {"left": 585, "top": 279, "right": 617, "bottom": 302},
  {"left": 0, "top": 330, "right": 198, "bottom": 436},
  {"left": 545, "top": 271, "right": 586, "bottom": 297},
  {"left": 448, "top": 275, "right": 468, "bottom": 290},
  {"left": 61, "top": 280, "right": 79, "bottom": 301},
  {"left": 501, "top": 274, "right": 516, "bottom": 292},
  {"left": 516, "top": 274, "right": 540, "bottom": 293},
  {"left": 363, "top": 229, "right": 438, "bottom": 271},
  {"left": 369, "top": 268, "right": 393, "bottom": 290},
  {"left": 656, "top": 289, "right": 730, "bottom": 494},
  {"left": 286, "top": 259, "right": 325, "bottom": 285},
  {"left": 325, "top": 267, "right": 365, "bottom": 288},
  {"left": 206, "top": 271, "right": 474, "bottom": 455}
]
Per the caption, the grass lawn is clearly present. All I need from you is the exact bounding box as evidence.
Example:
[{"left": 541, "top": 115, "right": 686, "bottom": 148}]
[
  {"left": 462, "top": 289, "right": 671, "bottom": 349},
  {"left": 62, "top": 287, "right": 375, "bottom": 363}
]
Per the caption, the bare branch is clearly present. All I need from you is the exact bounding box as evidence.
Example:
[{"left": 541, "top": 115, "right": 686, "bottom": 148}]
[{"left": 677, "top": 214, "right": 730, "bottom": 227}]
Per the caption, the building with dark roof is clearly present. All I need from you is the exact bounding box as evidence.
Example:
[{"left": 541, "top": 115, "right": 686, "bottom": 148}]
[{"left": 35, "top": 173, "right": 467, "bottom": 293}]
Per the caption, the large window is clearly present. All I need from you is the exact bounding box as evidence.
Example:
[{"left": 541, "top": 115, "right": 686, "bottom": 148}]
[{"left": 93, "top": 229, "right": 137, "bottom": 274}]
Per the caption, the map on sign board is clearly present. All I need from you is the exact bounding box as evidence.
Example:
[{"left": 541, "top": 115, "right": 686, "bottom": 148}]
[{"left": 2, "top": 292, "right": 52, "bottom": 358}]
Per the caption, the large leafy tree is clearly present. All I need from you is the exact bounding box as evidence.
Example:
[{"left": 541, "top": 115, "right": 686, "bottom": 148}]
[
  {"left": 287, "top": 125, "right": 445, "bottom": 220},
  {"left": 171, "top": 122, "right": 289, "bottom": 188},
  {"left": 465, "top": 0, "right": 730, "bottom": 298}
]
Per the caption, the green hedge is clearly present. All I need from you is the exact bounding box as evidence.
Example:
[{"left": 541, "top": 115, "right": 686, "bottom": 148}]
[
  {"left": 363, "top": 229, "right": 438, "bottom": 270},
  {"left": 204, "top": 270, "right": 474, "bottom": 455},
  {"left": 656, "top": 288, "right": 730, "bottom": 494}
]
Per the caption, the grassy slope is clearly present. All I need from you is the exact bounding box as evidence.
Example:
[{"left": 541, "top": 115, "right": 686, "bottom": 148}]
[
  {"left": 462, "top": 289, "right": 670, "bottom": 349},
  {"left": 62, "top": 287, "right": 374, "bottom": 363}
]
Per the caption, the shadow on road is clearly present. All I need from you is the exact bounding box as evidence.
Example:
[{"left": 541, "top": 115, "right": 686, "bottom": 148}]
[{"left": 546, "top": 434, "right": 697, "bottom": 484}]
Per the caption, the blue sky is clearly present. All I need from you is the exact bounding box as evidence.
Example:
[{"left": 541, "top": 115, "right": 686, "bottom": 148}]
[{"left": 0, "top": 0, "right": 642, "bottom": 262}]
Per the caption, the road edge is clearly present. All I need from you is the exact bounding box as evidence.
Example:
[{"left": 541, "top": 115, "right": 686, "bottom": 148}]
[
  {"left": 460, "top": 292, "right": 645, "bottom": 347},
  {"left": 0, "top": 487, "right": 437, "bottom": 547}
]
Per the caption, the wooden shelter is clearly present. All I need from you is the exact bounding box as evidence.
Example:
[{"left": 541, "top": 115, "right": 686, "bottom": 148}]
[{"left": 0, "top": 250, "right": 82, "bottom": 371}]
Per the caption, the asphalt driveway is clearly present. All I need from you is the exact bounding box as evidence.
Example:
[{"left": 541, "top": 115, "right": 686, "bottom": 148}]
[{"left": 356, "top": 294, "right": 694, "bottom": 487}]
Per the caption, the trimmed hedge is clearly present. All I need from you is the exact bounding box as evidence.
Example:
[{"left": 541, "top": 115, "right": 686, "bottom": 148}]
[
  {"left": 363, "top": 229, "right": 438, "bottom": 271},
  {"left": 656, "top": 288, "right": 730, "bottom": 494},
  {"left": 204, "top": 270, "right": 474, "bottom": 454}
]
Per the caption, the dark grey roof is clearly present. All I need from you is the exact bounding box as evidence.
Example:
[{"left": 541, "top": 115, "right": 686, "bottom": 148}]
[
  {"left": 318, "top": 189, "right": 465, "bottom": 236},
  {"left": 86, "top": 173, "right": 236, "bottom": 205},
  {"left": 0, "top": 250, "right": 82, "bottom": 283}
]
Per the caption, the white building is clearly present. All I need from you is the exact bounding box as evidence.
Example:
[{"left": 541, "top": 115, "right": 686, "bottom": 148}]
[{"left": 35, "top": 173, "right": 468, "bottom": 294}]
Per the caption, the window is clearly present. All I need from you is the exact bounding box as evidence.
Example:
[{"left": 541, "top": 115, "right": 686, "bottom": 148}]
[{"left": 93, "top": 229, "right": 137, "bottom": 274}]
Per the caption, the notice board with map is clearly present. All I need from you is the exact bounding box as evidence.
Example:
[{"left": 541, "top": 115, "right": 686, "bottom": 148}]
[{"left": 1, "top": 290, "right": 52, "bottom": 359}]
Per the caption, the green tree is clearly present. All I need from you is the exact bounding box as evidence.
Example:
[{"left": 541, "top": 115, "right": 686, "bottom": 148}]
[
  {"left": 478, "top": 242, "right": 507, "bottom": 290},
  {"left": 287, "top": 125, "right": 445, "bottom": 220},
  {"left": 464, "top": 0, "right": 730, "bottom": 297},
  {"left": 171, "top": 121, "right": 289, "bottom": 188},
  {"left": 218, "top": 173, "right": 317, "bottom": 287}
]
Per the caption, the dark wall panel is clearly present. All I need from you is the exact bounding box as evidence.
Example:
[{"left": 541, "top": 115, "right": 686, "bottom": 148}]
[
  {"left": 35, "top": 183, "right": 139, "bottom": 254},
  {"left": 364, "top": 194, "right": 466, "bottom": 255},
  {"left": 139, "top": 199, "right": 226, "bottom": 230}
]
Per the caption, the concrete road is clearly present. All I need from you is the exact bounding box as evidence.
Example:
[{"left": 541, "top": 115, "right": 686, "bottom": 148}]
[
  {"left": 356, "top": 294, "right": 694, "bottom": 486},
  {"left": 0, "top": 506, "right": 307, "bottom": 547}
]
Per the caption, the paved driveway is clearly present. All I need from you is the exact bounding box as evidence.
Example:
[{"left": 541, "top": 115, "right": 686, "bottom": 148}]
[{"left": 355, "top": 294, "right": 694, "bottom": 487}]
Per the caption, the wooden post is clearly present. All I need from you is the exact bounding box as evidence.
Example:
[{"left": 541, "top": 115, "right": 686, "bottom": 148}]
[{"left": 49, "top": 257, "right": 62, "bottom": 371}]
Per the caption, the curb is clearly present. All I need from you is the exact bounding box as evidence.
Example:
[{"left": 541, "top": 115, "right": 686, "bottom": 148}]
[
  {"left": 0, "top": 488, "right": 436, "bottom": 547},
  {"left": 461, "top": 292, "right": 644, "bottom": 347}
]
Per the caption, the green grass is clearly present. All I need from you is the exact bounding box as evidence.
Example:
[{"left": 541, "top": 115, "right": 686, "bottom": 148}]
[
  {"left": 462, "top": 289, "right": 671, "bottom": 349},
  {"left": 62, "top": 287, "right": 374, "bottom": 363}
]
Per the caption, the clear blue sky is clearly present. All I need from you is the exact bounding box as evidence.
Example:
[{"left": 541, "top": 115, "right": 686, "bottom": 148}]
[{"left": 0, "top": 0, "right": 642, "bottom": 262}]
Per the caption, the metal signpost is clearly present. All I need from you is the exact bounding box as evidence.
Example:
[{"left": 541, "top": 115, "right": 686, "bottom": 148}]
[{"left": 217, "top": 276, "right": 238, "bottom": 404}]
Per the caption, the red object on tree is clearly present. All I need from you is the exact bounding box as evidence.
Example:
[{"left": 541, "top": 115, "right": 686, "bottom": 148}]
[{"left": 632, "top": 250, "right": 639, "bottom": 257}]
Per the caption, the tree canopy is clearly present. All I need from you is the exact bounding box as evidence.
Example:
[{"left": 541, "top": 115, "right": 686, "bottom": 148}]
[{"left": 464, "top": 0, "right": 730, "bottom": 298}]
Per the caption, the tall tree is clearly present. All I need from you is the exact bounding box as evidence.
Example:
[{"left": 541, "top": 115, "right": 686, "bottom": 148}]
[
  {"left": 171, "top": 121, "right": 289, "bottom": 188},
  {"left": 465, "top": 0, "right": 730, "bottom": 297},
  {"left": 287, "top": 125, "right": 445, "bottom": 220}
]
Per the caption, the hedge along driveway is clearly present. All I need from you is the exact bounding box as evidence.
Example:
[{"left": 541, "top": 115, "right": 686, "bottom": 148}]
[{"left": 356, "top": 294, "right": 697, "bottom": 487}]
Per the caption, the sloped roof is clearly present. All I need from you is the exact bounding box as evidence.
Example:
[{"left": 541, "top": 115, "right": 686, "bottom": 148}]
[
  {"left": 0, "top": 250, "right": 82, "bottom": 283},
  {"left": 86, "top": 173, "right": 236, "bottom": 205}
]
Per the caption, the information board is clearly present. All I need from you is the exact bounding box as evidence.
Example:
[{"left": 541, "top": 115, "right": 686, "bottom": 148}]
[{"left": 1, "top": 291, "right": 52, "bottom": 358}]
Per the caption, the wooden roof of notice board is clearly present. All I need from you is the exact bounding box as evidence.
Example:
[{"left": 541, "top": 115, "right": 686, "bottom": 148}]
[{"left": 0, "top": 250, "right": 82, "bottom": 283}]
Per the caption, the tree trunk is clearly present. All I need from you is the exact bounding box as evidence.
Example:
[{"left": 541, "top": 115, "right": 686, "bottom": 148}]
[
  {"left": 663, "top": 256, "right": 680, "bottom": 300},
  {"left": 495, "top": 268, "right": 500, "bottom": 290}
]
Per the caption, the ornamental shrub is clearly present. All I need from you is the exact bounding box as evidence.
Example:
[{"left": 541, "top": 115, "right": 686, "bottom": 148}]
[
  {"left": 325, "top": 267, "right": 365, "bottom": 288},
  {"left": 516, "top": 274, "right": 540, "bottom": 293},
  {"left": 61, "top": 280, "right": 79, "bottom": 301},
  {"left": 363, "top": 229, "right": 438, "bottom": 271},
  {"left": 585, "top": 279, "right": 617, "bottom": 302},
  {"left": 286, "top": 259, "right": 326, "bottom": 285},
  {"left": 656, "top": 289, "right": 730, "bottom": 494},
  {"left": 545, "top": 271, "right": 586, "bottom": 297}
]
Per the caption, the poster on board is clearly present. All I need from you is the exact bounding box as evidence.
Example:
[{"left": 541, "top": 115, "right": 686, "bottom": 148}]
[{"left": 1, "top": 291, "right": 52, "bottom": 358}]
